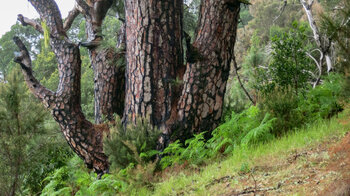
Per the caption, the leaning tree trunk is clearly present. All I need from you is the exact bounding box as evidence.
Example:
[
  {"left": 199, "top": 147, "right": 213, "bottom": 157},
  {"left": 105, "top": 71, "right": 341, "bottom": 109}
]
[
  {"left": 14, "top": 0, "right": 109, "bottom": 175},
  {"left": 77, "top": 0, "right": 125, "bottom": 124},
  {"left": 124, "top": 0, "right": 184, "bottom": 130},
  {"left": 175, "top": 0, "right": 241, "bottom": 138}
]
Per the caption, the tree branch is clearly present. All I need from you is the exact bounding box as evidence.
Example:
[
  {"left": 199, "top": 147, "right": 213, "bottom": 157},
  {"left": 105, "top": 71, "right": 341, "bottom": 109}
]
[
  {"left": 233, "top": 58, "right": 256, "bottom": 105},
  {"left": 77, "top": 0, "right": 113, "bottom": 41},
  {"left": 17, "top": 14, "right": 44, "bottom": 34},
  {"left": 13, "top": 36, "right": 55, "bottom": 108},
  {"left": 306, "top": 49, "right": 323, "bottom": 87},
  {"left": 75, "top": 0, "right": 91, "bottom": 16},
  {"left": 63, "top": 6, "right": 80, "bottom": 32},
  {"left": 301, "top": 0, "right": 333, "bottom": 73},
  {"left": 273, "top": 0, "right": 287, "bottom": 24},
  {"left": 28, "top": 0, "right": 65, "bottom": 38}
]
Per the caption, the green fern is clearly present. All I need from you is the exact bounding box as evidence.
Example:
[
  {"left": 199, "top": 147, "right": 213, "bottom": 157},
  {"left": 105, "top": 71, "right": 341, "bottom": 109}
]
[
  {"left": 241, "top": 113, "right": 275, "bottom": 146},
  {"left": 160, "top": 140, "right": 185, "bottom": 169},
  {"left": 161, "top": 106, "right": 276, "bottom": 169}
]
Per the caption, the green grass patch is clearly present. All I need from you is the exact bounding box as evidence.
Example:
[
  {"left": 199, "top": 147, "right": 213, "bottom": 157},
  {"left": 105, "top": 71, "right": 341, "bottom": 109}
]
[{"left": 150, "top": 111, "right": 349, "bottom": 195}]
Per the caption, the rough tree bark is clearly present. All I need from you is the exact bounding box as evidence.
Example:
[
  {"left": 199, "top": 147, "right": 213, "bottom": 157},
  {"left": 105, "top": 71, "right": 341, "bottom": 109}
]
[
  {"left": 175, "top": 0, "right": 241, "bottom": 137},
  {"left": 124, "top": 0, "right": 184, "bottom": 130},
  {"left": 14, "top": 0, "right": 109, "bottom": 175},
  {"left": 14, "top": 0, "right": 241, "bottom": 173},
  {"left": 76, "top": 0, "right": 125, "bottom": 124},
  {"left": 124, "top": 0, "right": 241, "bottom": 142}
]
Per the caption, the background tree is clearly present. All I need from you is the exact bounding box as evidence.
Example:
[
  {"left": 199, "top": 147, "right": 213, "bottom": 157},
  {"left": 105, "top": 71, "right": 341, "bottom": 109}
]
[
  {"left": 0, "top": 69, "right": 47, "bottom": 195},
  {"left": 301, "top": 0, "right": 333, "bottom": 87},
  {"left": 0, "top": 24, "right": 41, "bottom": 76},
  {"left": 264, "top": 22, "right": 313, "bottom": 95}
]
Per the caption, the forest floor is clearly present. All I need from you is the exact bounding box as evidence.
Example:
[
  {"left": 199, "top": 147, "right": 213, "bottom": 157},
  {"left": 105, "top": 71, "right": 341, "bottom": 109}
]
[
  {"left": 150, "top": 103, "right": 350, "bottom": 196},
  {"left": 204, "top": 105, "right": 350, "bottom": 196}
]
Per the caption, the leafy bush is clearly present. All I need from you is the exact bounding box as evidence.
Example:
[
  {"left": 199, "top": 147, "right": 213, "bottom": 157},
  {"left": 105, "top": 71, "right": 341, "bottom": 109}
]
[
  {"left": 298, "top": 73, "right": 344, "bottom": 120},
  {"left": 22, "top": 136, "right": 73, "bottom": 195},
  {"left": 259, "top": 87, "right": 303, "bottom": 135},
  {"left": 160, "top": 132, "right": 208, "bottom": 169},
  {"left": 0, "top": 69, "right": 73, "bottom": 195},
  {"left": 260, "top": 73, "right": 345, "bottom": 135},
  {"left": 41, "top": 155, "right": 157, "bottom": 195},
  {"left": 103, "top": 116, "right": 160, "bottom": 169},
  {"left": 257, "top": 21, "right": 313, "bottom": 95}
]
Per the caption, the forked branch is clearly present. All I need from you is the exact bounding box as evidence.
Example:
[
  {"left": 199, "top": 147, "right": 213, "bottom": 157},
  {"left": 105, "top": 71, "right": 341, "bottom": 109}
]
[
  {"left": 13, "top": 36, "right": 55, "bottom": 108},
  {"left": 63, "top": 6, "right": 80, "bottom": 32}
]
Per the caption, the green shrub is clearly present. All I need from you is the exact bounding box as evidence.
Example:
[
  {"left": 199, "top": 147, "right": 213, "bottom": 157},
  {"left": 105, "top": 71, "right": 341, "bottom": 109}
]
[
  {"left": 259, "top": 87, "right": 303, "bottom": 135},
  {"left": 103, "top": 116, "right": 160, "bottom": 170},
  {"left": 159, "top": 140, "right": 185, "bottom": 169},
  {"left": 298, "top": 73, "right": 344, "bottom": 120},
  {"left": 264, "top": 21, "right": 313, "bottom": 95},
  {"left": 260, "top": 73, "right": 344, "bottom": 136}
]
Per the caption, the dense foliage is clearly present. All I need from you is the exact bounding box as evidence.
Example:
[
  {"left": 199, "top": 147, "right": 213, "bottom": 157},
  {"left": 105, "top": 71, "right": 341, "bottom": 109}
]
[{"left": 0, "top": 69, "right": 72, "bottom": 195}]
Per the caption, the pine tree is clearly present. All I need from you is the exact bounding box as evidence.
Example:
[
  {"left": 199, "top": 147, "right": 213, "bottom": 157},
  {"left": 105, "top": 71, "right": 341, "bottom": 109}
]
[{"left": 0, "top": 68, "right": 46, "bottom": 195}]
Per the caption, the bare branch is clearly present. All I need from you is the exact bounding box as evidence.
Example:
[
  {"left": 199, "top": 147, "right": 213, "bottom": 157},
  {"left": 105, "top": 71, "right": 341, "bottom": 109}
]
[
  {"left": 301, "top": 0, "right": 321, "bottom": 46},
  {"left": 17, "top": 14, "right": 44, "bottom": 34},
  {"left": 75, "top": 0, "right": 91, "bottom": 16},
  {"left": 273, "top": 0, "right": 287, "bottom": 24},
  {"left": 63, "top": 6, "right": 80, "bottom": 32},
  {"left": 303, "top": 70, "right": 316, "bottom": 78},
  {"left": 306, "top": 49, "right": 322, "bottom": 69},
  {"left": 13, "top": 36, "right": 55, "bottom": 108},
  {"left": 258, "top": 65, "right": 269, "bottom": 70},
  {"left": 233, "top": 58, "right": 256, "bottom": 105},
  {"left": 306, "top": 50, "right": 323, "bottom": 88},
  {"left": 28, "top": 0, "right": 65, "bottom": 38},
  {"left": 301, "top": 0, "right": 333, "bottom": 73}
]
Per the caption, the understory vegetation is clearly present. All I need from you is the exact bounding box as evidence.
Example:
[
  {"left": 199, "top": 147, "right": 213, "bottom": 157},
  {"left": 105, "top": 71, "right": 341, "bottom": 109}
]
[
  {"left": 0, "top": 0, "right": 349, "bottom": 195},
  {"left": 38, "top": 71, "right": 349, "bottom": 195}
]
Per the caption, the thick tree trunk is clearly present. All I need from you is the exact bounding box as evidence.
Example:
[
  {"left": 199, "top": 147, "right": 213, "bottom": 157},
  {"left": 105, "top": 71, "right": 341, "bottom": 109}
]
[
  {"left": 15, "top": 0, "right": 242, "bottom": 174},
  {"left": 124, "top": 0, "right": 241, "bottom": 142},
  {"left": 124, "top": 0, "right": 183, "bottom": 129},
  {"left": 78, "top": 0, "right": 125, "bottom": 124},
  {"left": 176, "top": 0, "right": 241, "bottom": 137},
  {"left": 89, "top": 47, "right": 125, "bottom": 124},
  {"left": 14, "top": 0, "right": 109, "bottom": 175}
]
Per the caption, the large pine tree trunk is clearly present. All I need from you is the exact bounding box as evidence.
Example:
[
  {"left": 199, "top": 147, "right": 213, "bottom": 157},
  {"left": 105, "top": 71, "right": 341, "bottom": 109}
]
[
  {"left": 89, "top": 47, "right": 125, "bottom": 124},
  {"left": 124, "top": 0, "right": 184, "bottom": 129},
  {"left": 15, "top": 0, "right": 241, "bottom": 174}
]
